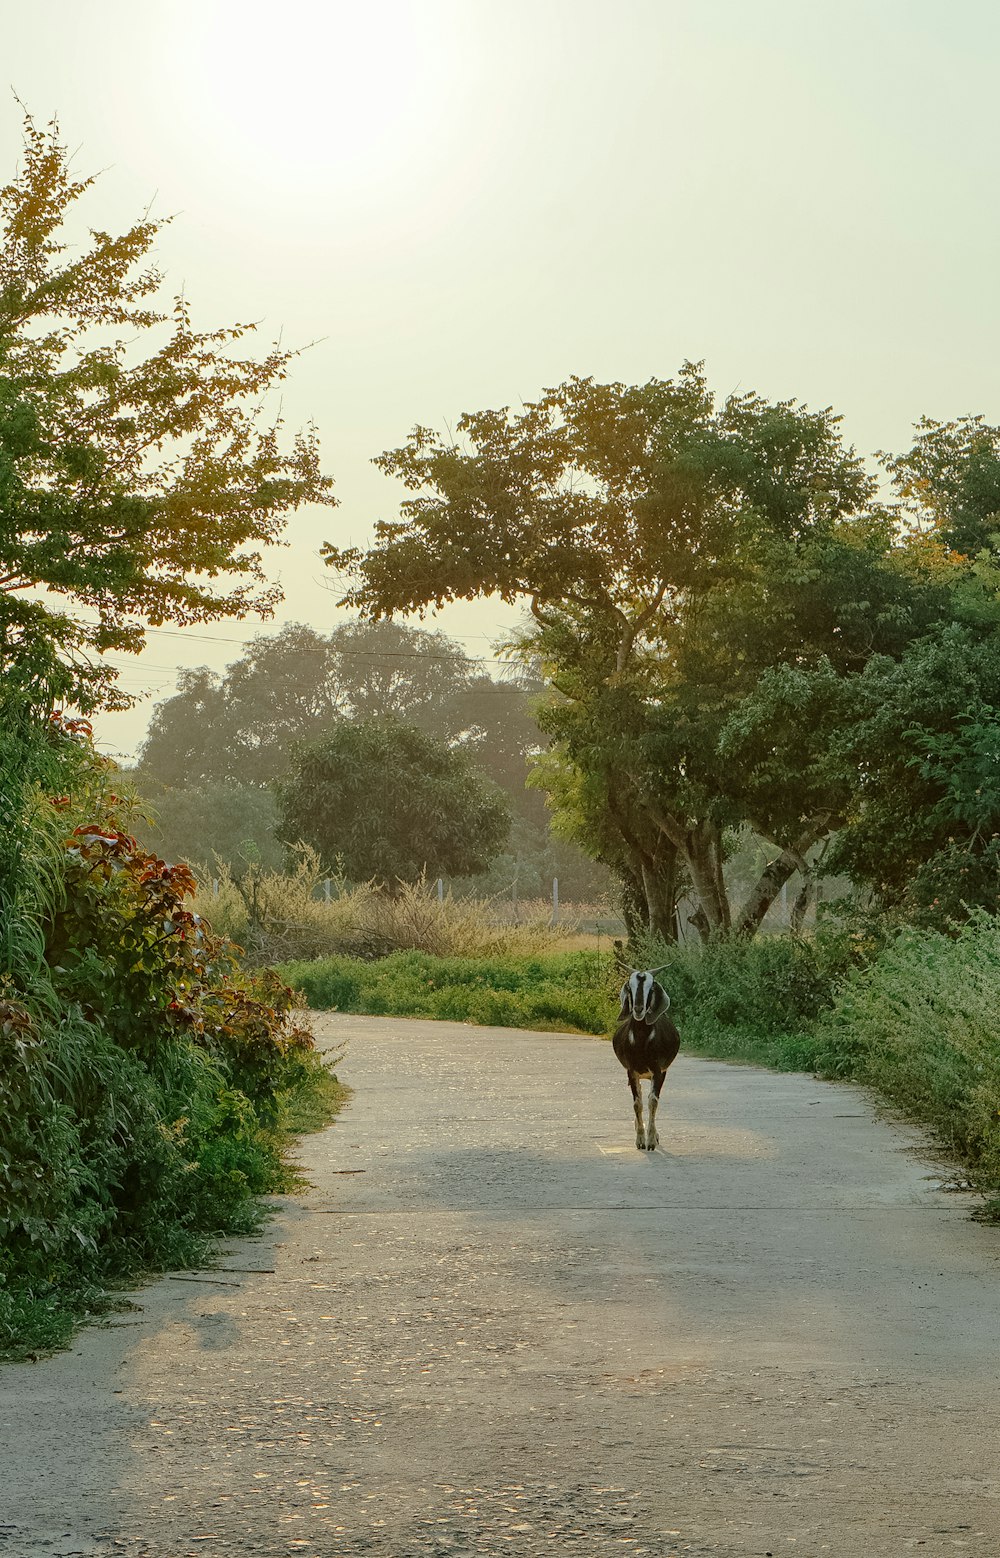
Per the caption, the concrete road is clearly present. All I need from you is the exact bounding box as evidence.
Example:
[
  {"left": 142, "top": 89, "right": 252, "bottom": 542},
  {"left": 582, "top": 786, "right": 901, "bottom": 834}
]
[{"left": 2, "top": 1014, "right": 999, "bottom": 1557}]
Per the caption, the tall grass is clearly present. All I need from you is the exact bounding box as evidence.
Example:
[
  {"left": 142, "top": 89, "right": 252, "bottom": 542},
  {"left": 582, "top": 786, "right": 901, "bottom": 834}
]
[
  {"left": 812, "top": 915, "right": 1000, "bottom": 1208},
  {"left": 0, "top": 698, "right": 74, "bottom": 982},
  {"left": 195, "top": 853, "right": 581, "bottom": 964}
]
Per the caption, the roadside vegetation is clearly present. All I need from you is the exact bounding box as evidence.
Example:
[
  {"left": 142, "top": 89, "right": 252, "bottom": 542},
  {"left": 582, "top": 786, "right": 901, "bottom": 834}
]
[
  {"left": 0, "top": 120, "right": 343, "bottom": 1362},
  {"left": 192, "top": 856, "right": 585, "bottom": 964},
  {"left": 0, "top": 709, "right": 346, "bottom": 1362},
  {"left": 281, "top": 949, "right": 611, "bottom": 1034}
]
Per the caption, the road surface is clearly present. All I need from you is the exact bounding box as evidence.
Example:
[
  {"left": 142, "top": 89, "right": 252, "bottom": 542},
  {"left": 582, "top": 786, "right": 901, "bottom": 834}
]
[{"left": 2, "top": 1013, "right": 999, "bottom": 1556}]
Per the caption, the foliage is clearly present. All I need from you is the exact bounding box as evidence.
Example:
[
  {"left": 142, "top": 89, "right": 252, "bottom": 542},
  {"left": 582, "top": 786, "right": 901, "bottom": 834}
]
[
  {"left": 903, "top": 841, "right": 1000, "bottom": 929},
  {"left": 134, "top": 618, "right": 541, "bottom": 791},
  {"left": 0, "top": 715, "right": 343, "bottom": 1361},
  {"left": 130, "top": 779, "right": 284, "bottom": 879},
  {"left": 281, "top": 948, "right": 614, "bottom": 1034},
  {"left": 630, "top": 929, "right": 860, "bottom": 1069},
  {"left": 887, "top": 412, "right": 1000, "bottom": 558},
  {"left": 326, "top": 365, "right": 958, "bottom": 938},
  {"left": 277, "top": 718, "right": 510, "bottom": 887},
  {"left": 129, "top": 617, "right": 599, "bottom": 889},
  {"left": 0, "top": 699, "right": 87, "bottom": 982},
  {"left": 820, "top": 628, "right": 1000, "bottom": 921},
  {"left": 0, "top": 114, "right": 332, "bottom": 711},
  {"left": 43, "top": 813, "right": 317, "bottom": 1104},
  {"left": 814, "top": 915, "right": 1000, "bottom": 1208}
]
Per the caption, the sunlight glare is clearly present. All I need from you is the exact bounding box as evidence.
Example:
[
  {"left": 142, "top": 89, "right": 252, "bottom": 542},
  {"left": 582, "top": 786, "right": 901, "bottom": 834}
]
[{"left": 167, "top": 0, "right": 457, "bottom": 201}]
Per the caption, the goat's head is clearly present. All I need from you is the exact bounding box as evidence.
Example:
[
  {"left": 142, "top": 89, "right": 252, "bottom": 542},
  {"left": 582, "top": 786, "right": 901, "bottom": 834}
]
[{"left": 618, "top": 968, "right": 670, "bottom": 1023}]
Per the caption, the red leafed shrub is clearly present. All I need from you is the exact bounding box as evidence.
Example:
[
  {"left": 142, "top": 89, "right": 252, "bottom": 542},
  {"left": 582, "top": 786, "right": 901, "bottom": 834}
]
[{"left": 45, "top": 817, "right": 317, "bottom": 1108}]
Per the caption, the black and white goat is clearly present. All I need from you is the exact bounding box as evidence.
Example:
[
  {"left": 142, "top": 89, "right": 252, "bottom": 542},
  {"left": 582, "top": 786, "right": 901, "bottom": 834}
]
[{"left": 613, "top": 968, "right": 680, "bottom": 1151}]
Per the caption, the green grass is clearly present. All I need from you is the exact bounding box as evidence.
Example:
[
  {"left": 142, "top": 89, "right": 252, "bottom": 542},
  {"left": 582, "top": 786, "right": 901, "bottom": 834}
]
[
  {"left": 279, "top": 948, "right": 617, "bottom": 1034},
  {"left": 810, "top": 916, "right": 1000, "bottom": 1212}
]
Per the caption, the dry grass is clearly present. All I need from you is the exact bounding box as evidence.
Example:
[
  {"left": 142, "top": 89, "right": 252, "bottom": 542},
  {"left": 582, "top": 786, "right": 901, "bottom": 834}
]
[{"left": 192, "top": 850, "right": 591, "bottom": 963}]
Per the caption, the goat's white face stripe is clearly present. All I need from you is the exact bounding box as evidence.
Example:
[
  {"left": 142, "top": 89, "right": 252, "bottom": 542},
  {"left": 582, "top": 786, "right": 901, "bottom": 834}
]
[{"left": 619, "top": 970, "right": 670, "bottom": 1022}]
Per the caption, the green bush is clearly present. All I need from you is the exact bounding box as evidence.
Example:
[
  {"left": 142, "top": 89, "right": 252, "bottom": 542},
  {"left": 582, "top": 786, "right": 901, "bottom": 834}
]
[
  {"left": 0, "top": 714, "right": 343, "bottom": 1360},
  {"left": 628, "top": 931, "right": 858, "bottom": 1068},
  {"left": 280, "top": 949, "right": 616, "bottom": 1035}
]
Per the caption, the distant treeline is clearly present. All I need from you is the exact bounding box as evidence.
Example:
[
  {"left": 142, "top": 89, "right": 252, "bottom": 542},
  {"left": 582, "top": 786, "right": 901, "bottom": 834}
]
[{"left": 127, "top": 619, "right": 612, "bottom": 901}]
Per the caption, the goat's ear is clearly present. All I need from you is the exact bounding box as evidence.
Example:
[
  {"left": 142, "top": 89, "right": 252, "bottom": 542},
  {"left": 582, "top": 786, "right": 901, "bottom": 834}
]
[
  {"left": 618, "top": 982, "right": 631, "bottom": 1015},
  {"left": 648, "top": 983, "right": 670, "bottom": 1019}
]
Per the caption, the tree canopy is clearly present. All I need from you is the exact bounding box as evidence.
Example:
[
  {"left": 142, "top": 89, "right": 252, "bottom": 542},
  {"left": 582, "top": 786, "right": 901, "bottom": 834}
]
[
  {"left": 135, "top": 618, "right": 545, "bottom": 799},
  {"left": 0, "top": 115, "right": 333, "bottom": 710},
  {"left": 326, "top": 366, "right": 994, "bottom": 938},
  {"left": 277, "top": 719, "right": 510, "bottom": 886},
  {"left": 132, "top": 619, "right": 568, "bottom": 881}
]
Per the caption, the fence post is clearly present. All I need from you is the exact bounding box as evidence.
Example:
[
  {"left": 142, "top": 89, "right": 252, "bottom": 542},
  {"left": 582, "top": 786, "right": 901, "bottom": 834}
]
[
  {"left": 437, "top": 878, "right": 444, "bottom": 903},
  {"left": 551, "top": 876, "right": 559, "bottom": 926},
  {"left": 324, "top": 878, "right": 332, "bottom": 903},
  {"left": 212, "top": 878, "right": 219, "bottom": 899}
]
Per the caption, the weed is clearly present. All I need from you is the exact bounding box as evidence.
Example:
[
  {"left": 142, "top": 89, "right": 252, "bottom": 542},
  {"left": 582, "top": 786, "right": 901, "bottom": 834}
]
[{"left": 194, "top": 856, "right": 581, "bottom": 964}]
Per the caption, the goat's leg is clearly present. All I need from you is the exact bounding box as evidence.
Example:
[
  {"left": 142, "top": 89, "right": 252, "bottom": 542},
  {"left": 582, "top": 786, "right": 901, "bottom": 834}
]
[
  {"left": 646, "top": 1069, "right": 666, "bottom": 1151},
  {"left": 629, "top": 1072, "right": 646, "bottom": 1150}
]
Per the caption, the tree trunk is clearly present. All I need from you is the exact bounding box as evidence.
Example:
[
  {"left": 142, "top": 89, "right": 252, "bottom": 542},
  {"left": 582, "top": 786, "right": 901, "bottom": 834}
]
[
  {"left": 617, "top": 865, "right": 647, "bottom": 943},
  {"left": 734, "top": 816, "right": 830, "bottom": 938},
  {"left": 684, "top": 820, "right": 731, "bottom": 939},
  {"left": 790, "top": 871, "right": 813, "bottom": 934},
  {"left": 640, "top": 836, "right": 680, "bottom": 944}
]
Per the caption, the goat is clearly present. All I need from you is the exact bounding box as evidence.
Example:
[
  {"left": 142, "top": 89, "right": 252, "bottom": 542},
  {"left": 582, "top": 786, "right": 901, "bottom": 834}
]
[{"left": 612, "top": 967, "right": 680, "bottom": 1151}]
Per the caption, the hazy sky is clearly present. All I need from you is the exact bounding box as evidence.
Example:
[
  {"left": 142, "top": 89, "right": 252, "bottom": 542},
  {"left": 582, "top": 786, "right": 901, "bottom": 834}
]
[{"left": 5, "top": 1, "right": 1000, "bottom": 759}]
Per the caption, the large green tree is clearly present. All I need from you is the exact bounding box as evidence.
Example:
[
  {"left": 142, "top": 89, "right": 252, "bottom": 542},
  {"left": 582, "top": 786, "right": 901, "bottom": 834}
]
[
  {"left": 326, "top": 367, "right": 945, "bottom": 937},
  {"left": 0, "top": 115, "right": 332, "bottom": 710},
  {"left": 825, "top": 629, "right": 1000, "bottom": 920},
  {"left": 277, "top": 720, "right": 510, "bottom": 886}
]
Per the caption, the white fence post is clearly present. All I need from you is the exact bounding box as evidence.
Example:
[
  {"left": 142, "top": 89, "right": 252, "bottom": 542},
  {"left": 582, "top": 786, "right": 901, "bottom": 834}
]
[
  {"left": 551, "top": 876, "right": 559, "bottom": 926},
  {"left": 324, "top": 878, "right": 332, "bottom": 903},
  {"left": 437, "top": 878, "right": 444, "bottom": 903},
  {"left": 212, "top": 878, "right": 219, "bottom": 899}
]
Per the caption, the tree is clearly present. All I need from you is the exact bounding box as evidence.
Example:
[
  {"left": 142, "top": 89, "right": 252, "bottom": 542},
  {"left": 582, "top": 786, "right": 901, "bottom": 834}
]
[
  {"left": 136, "top": 626, "right": 344, "bottom": 788},
  {"left": 277, "top": 720, "right": 510, "bottom": 886},
  {"left": 326, "top": 367, "right": 943, "bottom": 937},
  {"left": 823, "top": 628, "right": 1000, "bottom": 920},
  {"left": 137, "top": 620, "right": 499, "bottom": 788},
  {"left": 887, "top": 414, "right": 1000, "bottom": 558},
  {"left": 133, "top": 619, "right": 591, "bottom": 889},
  {"left": 0, "top": 115, "right": 333, "bottom": 711},
  {"left": 131, "top": 779, "right": 284, "bottom": 874}
]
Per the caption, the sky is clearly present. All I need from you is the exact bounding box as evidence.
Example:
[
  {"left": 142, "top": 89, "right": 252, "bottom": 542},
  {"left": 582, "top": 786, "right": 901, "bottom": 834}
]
[{"left": 4, "top": 0, "right": 1000, "bottom": 760}]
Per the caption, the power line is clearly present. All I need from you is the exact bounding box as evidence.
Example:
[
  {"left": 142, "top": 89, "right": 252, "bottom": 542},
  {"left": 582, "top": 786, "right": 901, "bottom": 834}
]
[{"left": 134, "top": 622, "right": 525, "bottom": 660}]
